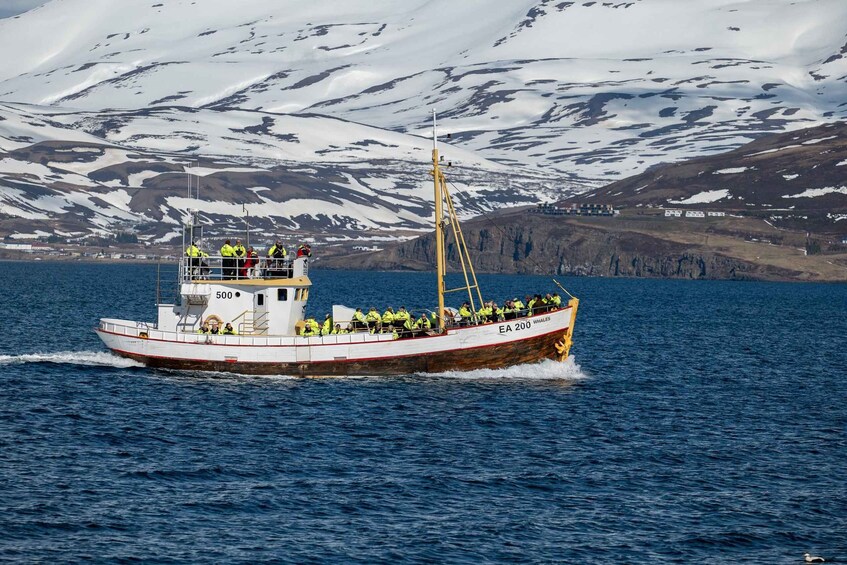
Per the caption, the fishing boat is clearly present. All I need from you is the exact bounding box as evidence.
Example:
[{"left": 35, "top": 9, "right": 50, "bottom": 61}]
[{"left": 96, "top": 114, "right": 579, "bottom": 376}]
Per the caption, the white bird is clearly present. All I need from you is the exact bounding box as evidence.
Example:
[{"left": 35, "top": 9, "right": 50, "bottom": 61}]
[{"left": 804, "top": 553, "right": 825, "bottom": 563}]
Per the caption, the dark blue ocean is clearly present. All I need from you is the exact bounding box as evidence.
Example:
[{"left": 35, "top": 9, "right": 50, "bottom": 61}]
[{"left": 1, "top": 261, "right": 845, "bottom": 563}]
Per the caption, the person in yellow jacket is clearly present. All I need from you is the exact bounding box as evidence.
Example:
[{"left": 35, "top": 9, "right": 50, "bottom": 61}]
[
  {"left": 365, "top": 307, "right": 381, "bottom": 333},
  {"left": 382, "top": 307, "right": 395, "bottom": 326},
  {"left": 401, "top": 316, "right": 415, "bottom": 337},
  {"left": 476, "top": 302, "right": 493, "bottom": 323},
  {"left": 352, "top": 307, "right": 367, "bottom": 330},
  {"left": 415, "top": 313, "right": 431, "bottom": 330},
  {"left": 196, "top": 323, "right": 210, "bottom": 334},
  {"left": 331, "top": 323, "right": 349, "bottom": 335},
  {"left": 321, "top": 314, "right": 332, "bottom": 336},
  {"left": 394, "top": 306, "right": 410, "bottom": 326},
  {"left": 222, "top": 322, "right": 237, "bottom": 335},
  {"left": 493, "top": 302, "right": 504, "bottom": 322},
  {"left": 267, "top": 240, "right": 287, "bottom": 276},
  {"left": 185, "top": 240, "right": 202, "bottom": 262},
  {"left": 458, "top": 302, "right": 473, "bottom": 326},
  {"left": 302, "top": 316, "right": 320, "bottom": 336},
  {"left": 220, "top": 239, "right": 236, "bottom": 279},
  {"left": 233, "top": 239, "right": 246, "bottom": 277},
  {"left": 550, "top": 292, "right": 562, "bottom": 308},
  {"left": 185, "top": 241, "right": 209, "bottom": 277}
]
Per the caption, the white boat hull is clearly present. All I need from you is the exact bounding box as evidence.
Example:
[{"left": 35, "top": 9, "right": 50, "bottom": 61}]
[{"left": 97, "top": 307, "right": 575, "bottom": 376}]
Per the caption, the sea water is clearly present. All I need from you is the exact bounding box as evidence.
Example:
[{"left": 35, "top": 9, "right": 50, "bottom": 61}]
[{"left": 1, "top": 261, "right": 845, "bottom": 563}]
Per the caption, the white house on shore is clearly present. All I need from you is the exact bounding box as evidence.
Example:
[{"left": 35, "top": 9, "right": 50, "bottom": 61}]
[
  {"left": 664, "top": 209, "right": 683, "bottom": 217},
  {"left": 685, "top": 210, "right": 705, "bottom": 218},
  {"left": 0, "top": 242, "right": 33, "bottom": 252}
]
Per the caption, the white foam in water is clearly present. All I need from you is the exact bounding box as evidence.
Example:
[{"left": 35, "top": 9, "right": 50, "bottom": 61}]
[
  {"left": 432, "top": 357, "right": 588, "bottom": 381},
  {"left": 0, "top": 351, "right": 143, "bottom": 368}
]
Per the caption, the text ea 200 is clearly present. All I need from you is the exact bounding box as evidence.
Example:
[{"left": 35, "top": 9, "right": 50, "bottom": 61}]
[{"left": 499, "top": 320, "right": 531, "bottom": 334}]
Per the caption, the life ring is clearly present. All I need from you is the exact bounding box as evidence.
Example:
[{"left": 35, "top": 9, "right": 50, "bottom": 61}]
[
  {"left": 204, "top": 314, "right": 224, "bottom": 329},
  {"left": 139, "top": 331, "right": 148, "bottom": 339}
]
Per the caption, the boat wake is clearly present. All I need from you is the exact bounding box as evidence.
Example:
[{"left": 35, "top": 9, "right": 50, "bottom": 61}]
[
  {"left": 0, "top": 351, "right": 143, "bottom": 368},
  {"left": 431, "top": 357, "right": 588, "bottom": 381}
]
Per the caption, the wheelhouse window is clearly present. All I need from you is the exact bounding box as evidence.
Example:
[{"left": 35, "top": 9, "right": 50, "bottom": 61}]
[{"left": 277, "top": 289, "right": 288, "bottom": 301}]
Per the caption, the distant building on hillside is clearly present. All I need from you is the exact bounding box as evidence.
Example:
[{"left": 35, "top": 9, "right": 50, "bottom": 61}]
[
  {"left": 664, "top": 209, "right": 683, "bottom": 217},
  {"left": 534, "top": 203, "right": 618, "bottom": 217},
  {"left": 707, "top": 211, "right": 726, "bottom": 217},
  {"left": 685, "top": 211, "right": 705, "bottom": 218},
  {"left": 0, "top": 242, "right": 33, "bottom": 252}
]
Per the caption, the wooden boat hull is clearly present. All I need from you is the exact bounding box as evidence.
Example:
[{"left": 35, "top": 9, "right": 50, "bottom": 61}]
[{"left": 111, "top": 328, "right": 563, "bottom": 376}]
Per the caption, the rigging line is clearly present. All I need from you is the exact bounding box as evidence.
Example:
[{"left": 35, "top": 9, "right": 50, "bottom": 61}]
[{"left": 445, "top": 179, "right": 577, "bottom": 300}]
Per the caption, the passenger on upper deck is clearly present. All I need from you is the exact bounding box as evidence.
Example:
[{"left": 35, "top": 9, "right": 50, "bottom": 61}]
[
  {"left": 222, "top": 322, "right": 237, "bottom": 335},
  {"left": 185, "top": 241, "right": 209, "bottom": 278},
  {"left": 196, "top": 323, "right": 210, "bottom": 334},
  {"left": 220, "top": 239, "right": 236, "bottom": 279},
  {"left": 240, "top": 247, "right": 258, "bottom": 278},
  {"left": 267, "top": 240, "right": 287, "bottom": 277},
  {"left": 233, "top": 239, "right": 246, "bottom": 275},
  {"left": 297, "top": 243, "right": 312, "bottom": 258}
]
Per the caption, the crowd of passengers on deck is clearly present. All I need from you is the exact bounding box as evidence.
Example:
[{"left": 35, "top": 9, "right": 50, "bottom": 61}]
[
  {"left": 184, "top": 239, "right": 311, "bottom": 279},
  {"left": 298, "top": 293, "right": 564, "bottom": 339}
]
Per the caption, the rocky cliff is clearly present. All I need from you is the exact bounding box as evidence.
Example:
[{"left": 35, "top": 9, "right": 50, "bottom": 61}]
[{"left": 320, "top": 209, "right": 840, "bottom": 281}]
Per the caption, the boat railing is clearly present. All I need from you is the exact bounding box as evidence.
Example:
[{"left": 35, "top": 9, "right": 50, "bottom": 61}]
[
  {"left": 180, "top": 255, "right": 302, "bottom": 282},
  {"left": 99, "top": 318, "right": 398, "bottom": 345}
]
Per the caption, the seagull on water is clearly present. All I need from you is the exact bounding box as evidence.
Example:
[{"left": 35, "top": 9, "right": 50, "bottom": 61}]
[{"left": 804, "top": 553, "right": 825, "bottom": 563}]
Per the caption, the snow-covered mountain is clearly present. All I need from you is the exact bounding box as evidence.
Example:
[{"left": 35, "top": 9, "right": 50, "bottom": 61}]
[{"left": 2, "top": 0, "right": 847, "bottom": 243}]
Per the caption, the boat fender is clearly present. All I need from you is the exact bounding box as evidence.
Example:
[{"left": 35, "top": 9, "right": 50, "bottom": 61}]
[{"left": 204, "top": 314, "right": 224, "bottom": 329}]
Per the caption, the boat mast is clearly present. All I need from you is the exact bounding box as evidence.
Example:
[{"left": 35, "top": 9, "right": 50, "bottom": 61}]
[{"left": 432, "top": 110, "right": 446, "bottom": 331}]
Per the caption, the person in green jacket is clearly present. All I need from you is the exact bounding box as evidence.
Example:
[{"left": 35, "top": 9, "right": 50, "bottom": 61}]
[
  {"left": 196, "top": 323, "right": 210, "bottom": 334},
  {"left": 222, "top": 322, "right": 237, "bottom": 335}
]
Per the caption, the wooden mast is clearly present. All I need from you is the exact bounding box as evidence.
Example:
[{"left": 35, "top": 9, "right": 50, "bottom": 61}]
[{"left": 432, "top": 110, "right": 446, "bottom": 331}]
